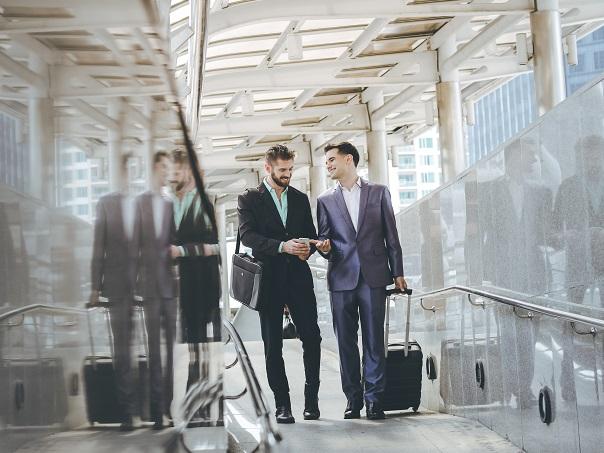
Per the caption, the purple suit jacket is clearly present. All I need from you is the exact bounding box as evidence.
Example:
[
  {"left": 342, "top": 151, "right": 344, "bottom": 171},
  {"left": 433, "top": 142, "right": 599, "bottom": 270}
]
[{"left": 316, "top": 179, "right": 404, "bottom": 291}]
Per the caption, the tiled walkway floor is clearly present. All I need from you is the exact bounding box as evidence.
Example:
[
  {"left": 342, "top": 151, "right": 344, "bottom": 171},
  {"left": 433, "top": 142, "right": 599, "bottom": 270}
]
[{"left": 225, "top": 339, "right": 521, "bottom": 453}]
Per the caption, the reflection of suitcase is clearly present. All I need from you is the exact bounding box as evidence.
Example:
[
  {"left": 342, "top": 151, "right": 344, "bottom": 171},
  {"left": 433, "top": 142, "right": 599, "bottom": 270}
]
[
  {"left": 0, "top": 357, "right": 68, "bottom": 426},
  {"left": 83, "top": 302, "right": 150, "bottom": 424},
  {"left": 382, "top": 288, "right": 422, "bottom": 412}
]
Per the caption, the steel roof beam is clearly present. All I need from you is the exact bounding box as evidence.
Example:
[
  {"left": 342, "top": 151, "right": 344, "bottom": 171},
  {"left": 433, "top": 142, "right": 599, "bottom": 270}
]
[
  {"left": 203, "top": 51, "right": 437, "bottom": 93},
  {"left": 208, "top": 0, "right": 534, "bottom": 35}
]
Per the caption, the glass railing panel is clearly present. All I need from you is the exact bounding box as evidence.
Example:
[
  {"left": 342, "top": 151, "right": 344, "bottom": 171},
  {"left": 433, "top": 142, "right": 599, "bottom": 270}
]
[{"left": 398, "top": 75, "right": 604, "bottom": 321}]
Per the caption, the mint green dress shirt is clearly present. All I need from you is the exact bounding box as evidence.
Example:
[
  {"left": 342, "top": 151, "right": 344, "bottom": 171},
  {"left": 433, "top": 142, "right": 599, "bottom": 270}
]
[{"left": 263, "top": 178, "right": 288, "bottom": 253}]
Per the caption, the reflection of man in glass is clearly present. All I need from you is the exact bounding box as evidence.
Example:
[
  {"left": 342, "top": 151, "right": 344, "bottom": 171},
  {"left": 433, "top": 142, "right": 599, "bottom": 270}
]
[
  {"left": 552, "top": 135, "right": 604, "bottom": 306},
  {"left": 169, "top": 150, "right": 221, "bottom": 397},
  {"left": 482, "top": 138, "right": 553, "bottom": 406},
  {"left": 551, "top": 135, "right": 604, "bottom": 402},
  {"left": 90, "top": 154, "right": 138, "bottom": 430},
  {"left": 482, "top": 138, "right": 553, "bottom": 294}
]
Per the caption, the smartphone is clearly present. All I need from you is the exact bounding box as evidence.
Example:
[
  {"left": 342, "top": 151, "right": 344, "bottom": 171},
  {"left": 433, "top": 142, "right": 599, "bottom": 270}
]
[{"left": 297, "top": 237, "right": 310, "bottom": 246}]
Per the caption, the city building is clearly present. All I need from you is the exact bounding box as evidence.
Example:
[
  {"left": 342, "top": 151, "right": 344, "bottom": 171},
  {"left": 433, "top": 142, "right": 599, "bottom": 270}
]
[
  {"left": 466, "top": 25, "right": 604, "bottom": 165},
  {"left": 396, "top": 128, "right": 442, "bottom": 208}
]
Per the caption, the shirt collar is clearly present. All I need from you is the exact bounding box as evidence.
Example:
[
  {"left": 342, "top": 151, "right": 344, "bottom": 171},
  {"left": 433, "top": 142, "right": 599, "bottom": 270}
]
[
  {"left": 263, "top": 177, "right": 288, "bottom": 194},
  {"left": 338, "top": 177, "right": 362, "bottom": 192}
]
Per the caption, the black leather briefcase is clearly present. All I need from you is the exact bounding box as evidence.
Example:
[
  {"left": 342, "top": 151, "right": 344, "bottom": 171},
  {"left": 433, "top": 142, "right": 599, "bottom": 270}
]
[{"left": 230, "top": 230, "right": 264, "bottom": 311}]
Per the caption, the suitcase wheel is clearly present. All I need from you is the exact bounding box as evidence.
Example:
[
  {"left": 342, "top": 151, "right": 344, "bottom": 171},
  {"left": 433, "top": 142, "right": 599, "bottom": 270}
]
[{"left": 412, "top": 406, "right": 419, "bottom": 413}]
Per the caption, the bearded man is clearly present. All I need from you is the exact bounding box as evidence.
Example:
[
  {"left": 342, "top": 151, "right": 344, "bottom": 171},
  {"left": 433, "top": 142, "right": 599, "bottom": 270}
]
[{"left": 237, "top": 145, "right": 322, "bottom": 424}]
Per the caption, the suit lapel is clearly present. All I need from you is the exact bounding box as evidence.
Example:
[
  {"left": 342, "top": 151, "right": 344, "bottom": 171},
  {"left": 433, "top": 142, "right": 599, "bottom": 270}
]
[
  {"left": 356, "top": 179, "right": 369, "bottom": 234},
  {"left": 284, "top": 189, "right": 292, "bottom": 230},
  {"left": 162, "top": 197, "right": 172, "bottom": 241},
  {"left": 145, "top": 193, "right": 156, "bottom": 239},
  {"left": 334, "top": 186, "right": 356, "bottom": 235},
  {"left": 114, "top": 193, "right": 126, "bottom": 242},
  {"left": 260, "top": 184, "right": 286, "bottom": 230}
]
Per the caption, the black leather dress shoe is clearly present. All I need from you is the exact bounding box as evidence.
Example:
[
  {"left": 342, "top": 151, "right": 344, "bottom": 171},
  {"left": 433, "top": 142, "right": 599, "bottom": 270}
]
[
  {"left": 366, "top": 402, "right": 385, "bottom": 420},
  {"left": 344, "top": 399, "right": 363, "bottom": 419},
  {"left": 303, "top": 398, "right": 320, "bottom": 420},
  {"left": 120, "top": 416, "right": 134, "bottom": 432},
  {"left": 275, "top": 406, "right": 295, "bottom": 424}
]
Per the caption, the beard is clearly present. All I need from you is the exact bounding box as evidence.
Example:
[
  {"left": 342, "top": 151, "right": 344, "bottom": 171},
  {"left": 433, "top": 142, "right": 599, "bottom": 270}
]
[
  {"left": 174, "top": 179, "right": 186, "bottom": 192},
  {"left": 270, "top": 171, "right": 290, "bottom": 188}
]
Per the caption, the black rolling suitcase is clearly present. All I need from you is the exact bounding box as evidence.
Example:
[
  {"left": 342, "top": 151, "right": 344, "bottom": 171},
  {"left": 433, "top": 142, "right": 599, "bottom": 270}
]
[
  {"left": 83, "top": 301, "right": 150, "bottom": 424},
  {"left": 383, "top": 288, "right": 422, "bottom": 412}
]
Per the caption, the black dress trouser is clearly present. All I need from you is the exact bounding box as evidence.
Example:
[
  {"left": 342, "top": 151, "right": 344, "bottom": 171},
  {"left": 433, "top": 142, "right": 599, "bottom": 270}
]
[{"left": 258, "top": 282, "right": 322, "bottom": 407}]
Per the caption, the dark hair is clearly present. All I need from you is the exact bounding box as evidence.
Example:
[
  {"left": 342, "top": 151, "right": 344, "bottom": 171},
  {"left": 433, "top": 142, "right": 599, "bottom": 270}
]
[
  {"left": 324, "top": 141, "right": 359, "bottom": 167},
  {"left": 120, "top": 152, "right": 133, "bottom": 170},
  {"left": 171, "top": 149, "right": 188, "bottom": 166},
  {"left": 153, "top": 150, "right": 169, "bottom": 165},
  {"left": 265, "top": 144, "right": 295, "bottom": 164}
]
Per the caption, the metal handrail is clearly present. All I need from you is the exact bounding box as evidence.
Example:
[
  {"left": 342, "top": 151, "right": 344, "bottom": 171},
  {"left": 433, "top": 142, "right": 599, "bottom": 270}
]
[
  {"left": 222, "top": 317, "right": 283, "bottom": 451},
  {"left": 2, "top": 304, "right": 281, "bottom": 450},
  {"left": 413, "top": 285, "right": 604, "bottom": 329},
  {"left": 0, "top": 304, "right": 85, "bottom": 322}
]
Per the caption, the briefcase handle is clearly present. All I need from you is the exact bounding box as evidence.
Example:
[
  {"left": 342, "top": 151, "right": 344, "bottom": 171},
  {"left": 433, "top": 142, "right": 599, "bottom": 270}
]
[
  {"left": 235, "top": 229, "right": 241, "bottom": 254},
  {"left": 385, "top": 287, "right": 413, "bottom": 296}
]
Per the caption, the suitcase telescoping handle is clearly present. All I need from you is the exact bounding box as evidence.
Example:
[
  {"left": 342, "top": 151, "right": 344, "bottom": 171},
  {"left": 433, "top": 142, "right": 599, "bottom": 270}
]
[
  {"left": 384, "top": 287, "right": 413, "bottom": 358},
  {"left": 85, "top": 299, "right": 114, "bottom": 368}
]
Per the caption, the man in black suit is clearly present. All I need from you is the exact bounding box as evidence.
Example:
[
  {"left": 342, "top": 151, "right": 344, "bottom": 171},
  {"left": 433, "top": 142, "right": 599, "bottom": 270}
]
[{"left": 237, "top": 145, "right": 321, "bottom": 424}]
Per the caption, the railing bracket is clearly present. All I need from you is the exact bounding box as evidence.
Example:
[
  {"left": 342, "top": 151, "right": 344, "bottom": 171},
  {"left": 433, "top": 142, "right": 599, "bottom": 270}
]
[{"left": 570, "top": 322, "right": 597, "bottom": 336}]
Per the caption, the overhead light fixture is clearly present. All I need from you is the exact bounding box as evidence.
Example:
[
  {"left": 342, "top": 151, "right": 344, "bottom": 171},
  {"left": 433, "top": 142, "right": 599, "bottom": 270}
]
[
  {"left": 516, "top": 33, "right": 529, "bottom": 66},
  {"left": 287, "top": 34, "right": 303, "bottom": 61},
  {"left": 465, "top": 100, "right": 475, "bottom": 126},
  {"left": 242, "top": 91, "right": 254, "bottom": 116},
  {"left": 566, "top": 33, "right": 578, "bottom": 66},
  {"left": 201, "top": 137, "right": 213, "bottom": 153},
  {"left": 424, "top": 101, "right": 434, "bottom": 127}
]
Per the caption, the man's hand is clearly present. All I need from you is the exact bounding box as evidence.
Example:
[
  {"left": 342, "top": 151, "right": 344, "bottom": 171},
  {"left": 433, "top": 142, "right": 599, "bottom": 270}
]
[
  {"left": 310, "top": 239, "right": 331, "bottom": 254},
  {"left": 394, "top": 276, "right": 408, "bottom": 291},
  {"left": 170, "top": 245, "right": 182, "bottom": 259},
  {"left": 282, "top": 239, "right": 310, "bottom": 257},
  {"left": 298, "top": 250, "right": 311, "bottom": 261},
  {"left": 88, "top": 290, "right": 100, "bottom": 308}
]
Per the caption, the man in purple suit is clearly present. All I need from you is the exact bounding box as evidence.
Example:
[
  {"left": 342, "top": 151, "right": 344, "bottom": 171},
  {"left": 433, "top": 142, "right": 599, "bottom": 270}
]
[{"left": 311, "top": 142, "right": 407, "bottom": 420}]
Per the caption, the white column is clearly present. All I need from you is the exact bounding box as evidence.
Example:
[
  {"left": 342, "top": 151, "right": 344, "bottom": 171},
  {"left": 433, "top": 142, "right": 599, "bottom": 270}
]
[
  {"left": 217, "top": 203, "right": 230, "bottom": 319},
  {"left": 436, "top": 36, "right": 465, "bottom": 183},
  {"left": 309, "top": 134, "right": 326, "bottom": 218},
  {"left": 531, "top": 0, "right": 566, "bottom": 115},
  {"left": 366, "top": 90, "right": 389, "bottom": 185},
  {"left": 144, "top": 99, "right": 156, "bottom": 189},
  {"left": 28, "top": 56, "right": 54, "bottom": 204},
  {"left": 107, "top": 99, "right": 125, "bottom": 191}
]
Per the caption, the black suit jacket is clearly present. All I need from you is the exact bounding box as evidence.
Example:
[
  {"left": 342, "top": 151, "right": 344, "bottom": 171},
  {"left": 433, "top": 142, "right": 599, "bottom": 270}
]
[{"left": 237, "top": 182, "right": 318, "bottom": 308}]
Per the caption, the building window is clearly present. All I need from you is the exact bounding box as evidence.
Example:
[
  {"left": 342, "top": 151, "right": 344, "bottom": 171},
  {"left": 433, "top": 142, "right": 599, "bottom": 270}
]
[
  {"left": 593, "top": 26, "right": 604, "bottom": 42},
  {"left": 93, "top": 185, "right": 108, "bottom": 198},
  {"left": 421, "top": 189, "right": 432, "bottom": 197},
  {"left": 75, "top": 152, "right": 86, "bottom": 163},
  {"left": 399, "top": 173, "right": 415, "bottom": 186},
  {"left": 399, "top": 191, "right": 416, "bottom": 202},
  {"left": 419, "top": 137, "right": 433, "bottom": 149},
  {"left": 422, "top": 155, "right": 434, "bottom": 166},
  {"left": 62, "top": 170, "right": 73, "bottom": 183},
  {"left": 76, "top": 205, "right": 89, "bottom": 215},
  {"left": 76, "top": 169, "right": 87, "bottom": 180},
  {"left": 421, "top": 172, "right": 436, "bottom": 183},
  {"left": 62, "top": 187, "right": 73, "bottom": 200},
  {"left": 594, "top": 50, "right": 604, "bottom": 70},
  {"left": 399, "top": 154, "right": 415, "bottom": 169},
  {"left": 76, "top": 187, "right": 88, "bottom": 198}
]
